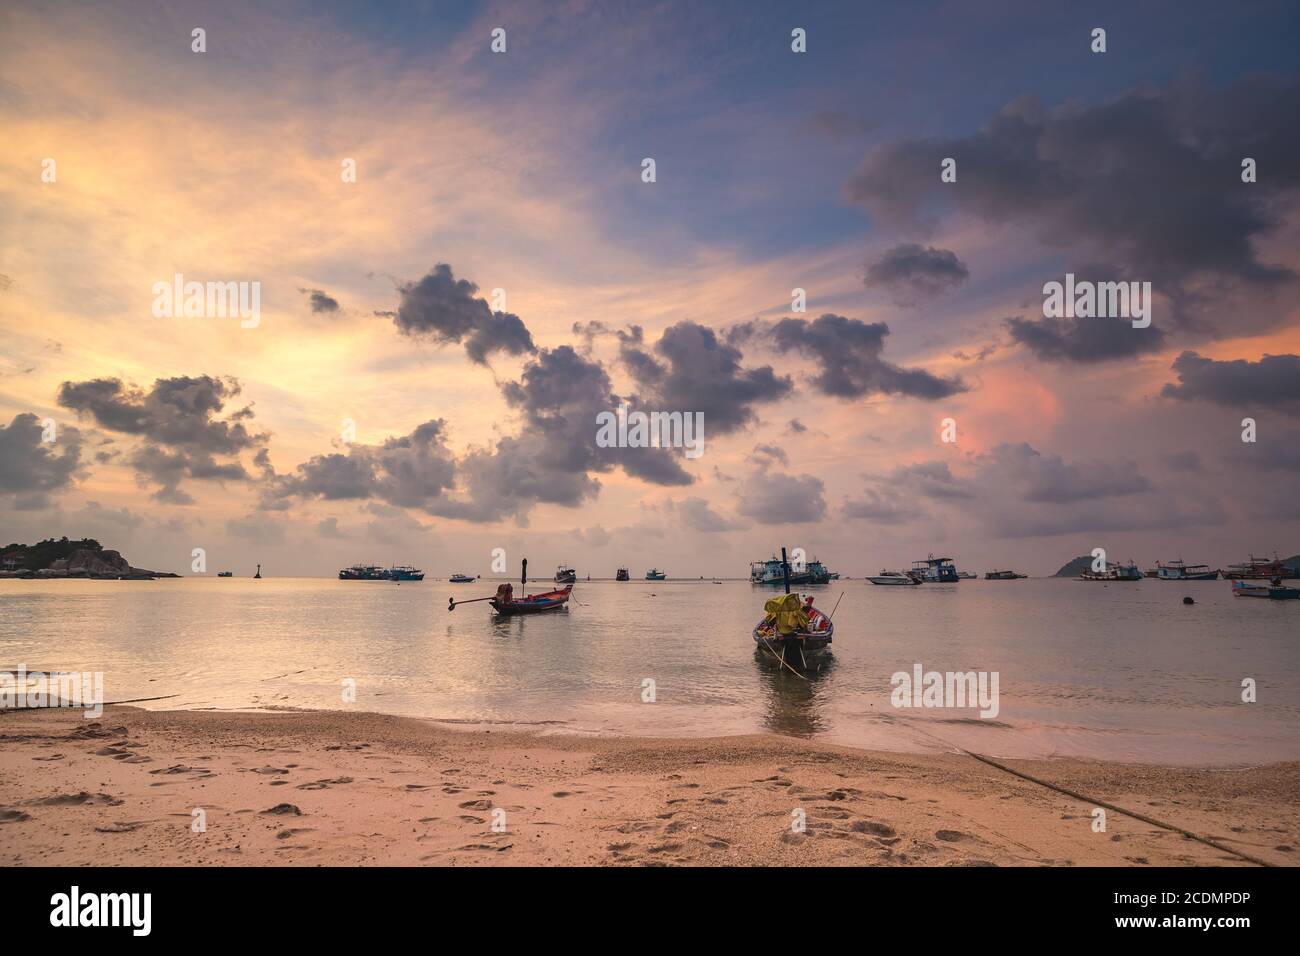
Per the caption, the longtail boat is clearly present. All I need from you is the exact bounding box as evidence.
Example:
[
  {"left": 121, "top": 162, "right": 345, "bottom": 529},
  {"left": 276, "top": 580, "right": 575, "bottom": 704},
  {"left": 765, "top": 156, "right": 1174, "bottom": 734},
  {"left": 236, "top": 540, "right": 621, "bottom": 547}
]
[
  {"left": 751, "top": 547, "right": 835, "bottom": 670},
  {"left": 448, "top": 558, "right": 574, "bottom": 615},
  {"left": 1232, "top": 580, "right": 1300, "bottom": 600}
]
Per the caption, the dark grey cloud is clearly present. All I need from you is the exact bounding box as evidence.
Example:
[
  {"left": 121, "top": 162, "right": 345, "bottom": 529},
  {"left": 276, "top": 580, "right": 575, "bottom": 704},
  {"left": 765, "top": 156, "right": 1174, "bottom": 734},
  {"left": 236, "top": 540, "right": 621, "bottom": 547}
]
[
  {"left": 845, "top": 76, "right": 1300, "bottom": 334},
  {"left": 621, "top": 321, "right": 792, "bottom": 434},
  {"left": 771, "top": 313, "right": 967, "bottom": 399},
  {"left": 268, "top": 420, "right": 457, "bottom": 511},
  {"left": 668, "top": 496, "right": 746, "bottom": 533},
  {"left": 58, "top": 375, "right": 264, "bottom": 454},
  {"left": 864, "top": 243, "right": 969, "bottom": 305},
  {"left": 786, "top": 418, "right": 807, "bottom": 434},
  {"left": 843, "top": 486, "right": 921, "bottom": 524},
  {"left": 977, "top": 442, "right": 1150, "bottom": 504},
  {"left": 1161, "top": 351, "right": 1300, "bottom": 406},
  {"left": 1006, "top": 313, "right": 1167, "bottom": 363},
  {"left": 749, "top": 443, "right": 788, "bottom": 467},
  {"left": 392, "top": 263, "right": 536, "bottom": 365},
  {"left": 57, "top": 375, "right": 265, "bottom": 502},
  {"left": 736, "top": 471, "right": 827, "bottom": 524},
  {"left": 0, "top": 413, "right": 83, "bottom": 496},
  {"left": 299, "top": 287, "right": 340, "bottom": 314},
  {"left": 502, "top": 345, "right": 693, "bottom": 488}
]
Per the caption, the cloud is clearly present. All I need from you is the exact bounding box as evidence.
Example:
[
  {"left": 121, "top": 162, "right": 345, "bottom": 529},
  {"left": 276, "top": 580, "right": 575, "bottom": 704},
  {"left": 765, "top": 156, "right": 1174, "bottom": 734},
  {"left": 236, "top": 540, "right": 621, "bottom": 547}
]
[
  {"left": 57, "top": 374, "right": 265, "bottom": 502},
  {"left": 0, "top": 413, "right": 83, "bottom": 496},
  {"left": 267, "top": 420, "right": 457, "bottom": 510},
  {"left": 771, "top": 313, "right": 967, "bottom": 399},
  {"left": 843, "top": 486, "right": 921, "bottom": 524},
  {"left": 1160, "top": 351, "right": 1300, "bottom": 406},
  {"left": 391, "top": 263, "right": 535, "bottom": 365},
  {"left": 668, "top": 496, "right": 746, "bottom": 532},
  {"left": 864, "top": 243, "right": 969, "bottom": 305},
  {"left": 1006, "top": 313, "right": 1167, "bottom": 363},
  {"left": 736, "top": 471, "right": 827, "bottom": 524},
  {"left": 748, "top": 443, "right": 788, "bottom": 467},
  {"left": 845, "top": 77, "right": 1300, "bottom": 333},
  {"left": 621, "top": 321, "right": 792, "bottom": 434},
  {"left": 299, "top": 287, "right": 340, "bottom": 314}
]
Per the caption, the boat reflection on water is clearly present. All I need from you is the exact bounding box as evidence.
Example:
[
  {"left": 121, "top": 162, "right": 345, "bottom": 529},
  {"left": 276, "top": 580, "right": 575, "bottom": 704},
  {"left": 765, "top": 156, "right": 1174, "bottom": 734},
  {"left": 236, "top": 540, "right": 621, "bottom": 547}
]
[{"left": 752, "top": 648, "right": 837, "bottom": 738}]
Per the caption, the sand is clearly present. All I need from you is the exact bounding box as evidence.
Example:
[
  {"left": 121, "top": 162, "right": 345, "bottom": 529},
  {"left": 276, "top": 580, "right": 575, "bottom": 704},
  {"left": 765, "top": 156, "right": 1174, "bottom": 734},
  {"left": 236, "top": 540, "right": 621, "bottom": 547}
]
[{"left": 1, "top": 706, "right": 1296, "bottom": 866}]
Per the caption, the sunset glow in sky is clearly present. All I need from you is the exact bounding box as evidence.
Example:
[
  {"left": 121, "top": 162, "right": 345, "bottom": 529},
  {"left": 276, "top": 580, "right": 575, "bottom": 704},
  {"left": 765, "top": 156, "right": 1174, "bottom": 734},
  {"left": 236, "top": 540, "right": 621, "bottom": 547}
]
[{"left": 3, "top": 0, "right": 1299, "bottom": 577}]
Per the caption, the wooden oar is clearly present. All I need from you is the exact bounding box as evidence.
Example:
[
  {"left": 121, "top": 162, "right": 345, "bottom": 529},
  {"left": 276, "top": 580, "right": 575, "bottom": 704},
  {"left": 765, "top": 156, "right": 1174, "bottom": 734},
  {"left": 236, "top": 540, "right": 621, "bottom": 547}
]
[{"left": 448, "top": 595, "right": 496, "bottom": 611}]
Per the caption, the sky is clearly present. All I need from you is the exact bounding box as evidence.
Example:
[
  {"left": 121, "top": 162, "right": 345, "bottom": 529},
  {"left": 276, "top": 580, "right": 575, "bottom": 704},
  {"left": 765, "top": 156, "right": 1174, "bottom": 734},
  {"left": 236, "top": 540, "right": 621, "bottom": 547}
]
[{"left": 2, "top": 0, "right": 1299, "bottom": 578}]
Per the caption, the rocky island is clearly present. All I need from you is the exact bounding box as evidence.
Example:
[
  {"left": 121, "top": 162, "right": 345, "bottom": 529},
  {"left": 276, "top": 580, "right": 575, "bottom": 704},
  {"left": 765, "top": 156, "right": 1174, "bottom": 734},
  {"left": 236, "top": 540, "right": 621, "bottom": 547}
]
[{"left": 0, "top": 537, "right": 178, "bottom": 579}]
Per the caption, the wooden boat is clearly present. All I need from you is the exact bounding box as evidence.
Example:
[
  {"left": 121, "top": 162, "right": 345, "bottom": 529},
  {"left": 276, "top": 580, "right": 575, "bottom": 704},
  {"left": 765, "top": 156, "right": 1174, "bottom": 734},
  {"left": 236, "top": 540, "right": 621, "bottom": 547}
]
[
  {"left": 615, "top": 567, "right": 629, "bottom": 581},
  {"left": 491, "top": 582, "right": 573, "bottom": 614},
  {"left": 554, "top": 566, "right": 577, "bottom": 584},
  {"left": 448, "top": 573, "right": 477, "bottom": 583},
  {"left": 645, "top": 568, "right": 666, "bottom": 580},
  {"left": 449, "top": 558, "right": 574, "bottom": 615},
  {"left": 1156, "top": 560, "right": 1218, "bottom": 580},
  {"left": 984, "top": 569, "right": 1027, "bottom": 580},
  {"left": 1232, "top": 580, "right": 1300, "bottom": 600},
  {"left": 751, "top": 547, "right": 836, "bottom": 670},
  {"left": 216, "top": 571, "right": 233, "bottom": 577}
]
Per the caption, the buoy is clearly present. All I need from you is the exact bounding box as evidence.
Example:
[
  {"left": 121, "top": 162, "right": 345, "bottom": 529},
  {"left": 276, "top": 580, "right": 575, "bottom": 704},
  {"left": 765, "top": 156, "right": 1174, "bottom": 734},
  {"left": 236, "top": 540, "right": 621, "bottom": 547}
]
[{"left": 1183, "top": 596, "right": 1194, "bottom": 605}]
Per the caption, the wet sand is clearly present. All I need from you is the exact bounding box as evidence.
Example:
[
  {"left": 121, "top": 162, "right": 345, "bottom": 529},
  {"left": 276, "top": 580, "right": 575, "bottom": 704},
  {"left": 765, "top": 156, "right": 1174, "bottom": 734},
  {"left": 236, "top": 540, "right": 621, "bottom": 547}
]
[{"left": 1, "top": 706, "right": 1296, "bottom": 866}]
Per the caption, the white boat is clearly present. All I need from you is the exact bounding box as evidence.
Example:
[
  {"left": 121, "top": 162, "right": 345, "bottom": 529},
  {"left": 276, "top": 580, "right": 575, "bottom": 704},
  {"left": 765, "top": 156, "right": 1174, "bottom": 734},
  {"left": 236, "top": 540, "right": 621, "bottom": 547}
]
[{"left": 867, "top": 570, "right": 920, "bottom": 586}]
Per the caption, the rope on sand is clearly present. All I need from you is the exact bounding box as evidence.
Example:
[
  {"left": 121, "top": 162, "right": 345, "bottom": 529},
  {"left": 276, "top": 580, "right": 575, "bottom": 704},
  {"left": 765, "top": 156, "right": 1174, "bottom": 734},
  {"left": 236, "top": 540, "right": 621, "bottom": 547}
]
[
  {"left": 903, "top": 719, "right": 1275, "bottom": 868},
  {"left": 958, "top": 751, "right": 1274, "bottom": 867}
]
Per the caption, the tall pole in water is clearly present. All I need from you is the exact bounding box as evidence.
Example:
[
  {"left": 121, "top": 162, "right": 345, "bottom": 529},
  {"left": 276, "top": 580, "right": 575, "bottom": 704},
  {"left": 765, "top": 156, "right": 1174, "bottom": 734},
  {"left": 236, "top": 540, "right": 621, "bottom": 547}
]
[
  {"left": 521, "top": 558, "right": 527, "bottom": 587},
  {"left": 780, "top": 547, "right": 790, "bottom": 594}
]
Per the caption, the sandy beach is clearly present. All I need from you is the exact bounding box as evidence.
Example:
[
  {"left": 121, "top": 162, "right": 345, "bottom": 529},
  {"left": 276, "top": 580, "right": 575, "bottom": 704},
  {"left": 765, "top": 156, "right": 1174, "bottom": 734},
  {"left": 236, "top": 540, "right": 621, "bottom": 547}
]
[{"left": 1, "top": 705, "right": 1295, "bottom": 866}]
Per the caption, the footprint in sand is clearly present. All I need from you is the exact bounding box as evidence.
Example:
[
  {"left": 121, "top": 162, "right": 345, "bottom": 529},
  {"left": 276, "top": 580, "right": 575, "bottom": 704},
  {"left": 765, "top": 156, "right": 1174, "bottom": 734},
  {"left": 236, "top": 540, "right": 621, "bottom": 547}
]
[
  {"left": 297, "top": 777, "right": 353, "bottom": 790},
  {"left": 935, "top": 829, "right": 973, "bottom": 843},
  {"left": 260, "top": 803, "right": 303, "bottom": 816},
  {"left": 850, "top": 820, "right": 896, "bottom": 837},
  {"left": 27, "top": 792, "right": 122, "bottom": 807},
  {"left": 459, "top": 799, "right": 494, "bottom": 811},
  {"left": 459, "top": 815, "right": 486, "bottom": 824},
  {"left": 94, "top": 821, "right": 145, "bottom": 833},
  {"left": 249, "top": 767, "right": 289, "bottom": 775},
  {"left": 276, "top": 828, "right": 313, "bottom": 839},
  {"left": 0, "top": 809, "right": 33, "bottom": 823}
]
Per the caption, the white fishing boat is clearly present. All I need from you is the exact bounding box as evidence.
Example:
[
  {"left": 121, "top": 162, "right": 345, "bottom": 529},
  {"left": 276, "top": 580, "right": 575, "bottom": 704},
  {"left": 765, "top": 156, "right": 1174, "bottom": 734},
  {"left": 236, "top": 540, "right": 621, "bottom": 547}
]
[{"left": 867, "top": 569, "right": 920, "bottom": 586}]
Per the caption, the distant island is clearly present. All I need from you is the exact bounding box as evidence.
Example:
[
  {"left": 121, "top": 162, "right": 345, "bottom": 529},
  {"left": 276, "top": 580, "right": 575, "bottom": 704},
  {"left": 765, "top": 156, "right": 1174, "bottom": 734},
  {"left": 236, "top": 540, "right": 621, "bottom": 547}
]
[
  {"left": 1053, "top": 556, "right": 1094, "bottom": 578},
  {"left": 0, "top": 537, "right": 178, "bottom": 580}
]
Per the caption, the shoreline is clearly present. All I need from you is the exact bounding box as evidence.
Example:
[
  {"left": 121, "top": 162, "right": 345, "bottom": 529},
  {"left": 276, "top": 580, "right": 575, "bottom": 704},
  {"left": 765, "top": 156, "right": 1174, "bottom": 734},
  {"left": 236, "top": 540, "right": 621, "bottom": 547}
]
[{"left": 1, "top": 706, "right": 1295, "bottom": 866}]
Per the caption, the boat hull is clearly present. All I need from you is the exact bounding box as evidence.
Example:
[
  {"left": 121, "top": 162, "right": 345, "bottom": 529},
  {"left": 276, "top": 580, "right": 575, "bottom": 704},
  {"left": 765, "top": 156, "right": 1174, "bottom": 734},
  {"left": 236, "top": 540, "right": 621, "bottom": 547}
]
[
  {"left": 868, "top": 575, "right": 918, "bottom": 586},
  {"left": 1233, "top": 581, "right": 1300, "bottom": 600},
  {"left": 492, "top": 585, "right": 573, "bottom": 614}
]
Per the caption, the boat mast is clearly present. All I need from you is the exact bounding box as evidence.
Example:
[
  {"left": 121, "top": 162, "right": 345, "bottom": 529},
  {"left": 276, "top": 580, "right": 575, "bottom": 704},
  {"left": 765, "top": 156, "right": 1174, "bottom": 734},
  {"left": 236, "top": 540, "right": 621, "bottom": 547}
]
[{"left": 781, "top": 547, "right": 790, "bottom": 595}]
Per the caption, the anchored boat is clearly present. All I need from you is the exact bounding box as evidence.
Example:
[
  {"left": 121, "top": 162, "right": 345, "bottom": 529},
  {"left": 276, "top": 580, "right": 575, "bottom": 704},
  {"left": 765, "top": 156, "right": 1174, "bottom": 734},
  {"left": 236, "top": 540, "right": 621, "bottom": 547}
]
[
  {"left": 1232, "top": 580, "right": 1300, "bottom": 600},
  {"left": 910, "top": 554, "right": 960, "bottom": 583},
  {"left": 449, "top": 558, "right": 573, "bottom": 615},
  {"left": 984, "top": 569, "right": 1027, "bottom": 580},
  {"left": 1225, "top": 553, "right": 1298, "bottom": 580},
  {"left": 615, "top": 567, "right": 630, "bottom": 581},
  {"left": 749, "top": 555, "right": 834, "bottom": 586},
  {"left": 751, "top": 547, "right": 835, "bottom": 670},
  {"left": 1079, "top": 561, "right": 1142, "bottom": 582},
  {"left": 867, "top": 569, "right": 920, "bottom": 586},
  {"left": 448, "top": 573, "right": 477, "bottom": 583},
  {"left": 554, "top": 566, "right": 577, "bottom": 584},
  {"left": 645, "top": 568, "right": 666, "bottom": 580},
  {"left": 1156, "top": 560, "right": 1218, "bottom": 580}
]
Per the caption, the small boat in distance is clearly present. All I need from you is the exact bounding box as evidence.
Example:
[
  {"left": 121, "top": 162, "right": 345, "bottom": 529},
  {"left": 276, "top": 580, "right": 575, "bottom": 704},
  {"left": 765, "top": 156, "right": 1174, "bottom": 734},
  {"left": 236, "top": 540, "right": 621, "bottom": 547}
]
[
  {"left": 554, "top": 566, "right": 577, "bottom": 584},
  {"left": 1225, "top": 553, "right": 1298, "bottom": 580},
  {"left": 985, "top": 569, "right": 1027, "bottom": 580},
  {"left": 1079, "top": 561, "right": 1142, "bottom": 581},
  {"left": 615, "top": 567, "right": 630, "bottom": 581},
  {"left": 749, "top": 555, "right": 835, "bottom": 585},
  {"left": 1156, "top": 560, "right": 1218, "bottom": 580},
  {"left": 387, "top": 565, "right": 425, "bottom": 581},
  {"left": 216, "top": 570, "right": 233, "bottom": 577},
  {"left": 339, "top": 564, "right": 387, "bottom": 580},
  {"left": 867, "top": 570, "right": 920, "bottom": 586},
  {"left": 1232, "top": 580, "right": 1300, "bottom": 600},
  {"left": 448, "top": 573, "right": 477, "bottom": 583},
  {"left": 645, "top": 568, "right": 666, "bottom": 580},
  {"left": 956, "top": 570, "right": 977, "bottom": 580},
  {"left": 911, "top": 555, "right": 959, "bottom": 583}
]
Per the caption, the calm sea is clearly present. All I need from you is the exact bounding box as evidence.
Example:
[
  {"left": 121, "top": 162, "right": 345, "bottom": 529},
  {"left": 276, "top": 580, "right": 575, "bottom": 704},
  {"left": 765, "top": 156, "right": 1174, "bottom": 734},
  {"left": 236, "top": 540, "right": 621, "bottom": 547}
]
[{"left": 2, "top": 576, "right": 1296, "bottom": 766}]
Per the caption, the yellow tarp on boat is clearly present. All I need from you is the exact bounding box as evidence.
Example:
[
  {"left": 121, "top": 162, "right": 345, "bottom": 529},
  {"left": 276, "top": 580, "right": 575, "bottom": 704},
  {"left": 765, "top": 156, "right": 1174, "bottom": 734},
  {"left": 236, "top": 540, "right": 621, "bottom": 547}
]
[{"left": 763, "top": 593, "right": 809, "bottom": 636}]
